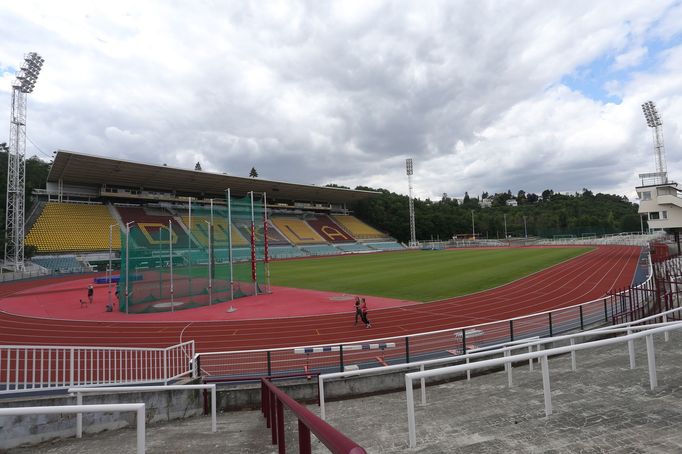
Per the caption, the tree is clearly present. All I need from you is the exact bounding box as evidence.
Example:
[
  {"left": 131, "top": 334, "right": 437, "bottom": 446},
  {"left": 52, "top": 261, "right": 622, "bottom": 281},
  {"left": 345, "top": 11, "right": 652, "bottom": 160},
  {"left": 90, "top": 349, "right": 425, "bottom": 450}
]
[
  {"left": 249, "top": 167, "right": 258, "bottom": 178},
  {"left": 194, "top": 162, "right": 202, "bottom": 171}
]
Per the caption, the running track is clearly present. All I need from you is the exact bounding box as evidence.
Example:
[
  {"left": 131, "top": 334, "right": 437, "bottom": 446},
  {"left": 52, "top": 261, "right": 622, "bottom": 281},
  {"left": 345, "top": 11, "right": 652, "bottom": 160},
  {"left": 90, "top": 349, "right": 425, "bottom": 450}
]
[{"left": 0, "top": 246, "right": 640, "bottom": 353}]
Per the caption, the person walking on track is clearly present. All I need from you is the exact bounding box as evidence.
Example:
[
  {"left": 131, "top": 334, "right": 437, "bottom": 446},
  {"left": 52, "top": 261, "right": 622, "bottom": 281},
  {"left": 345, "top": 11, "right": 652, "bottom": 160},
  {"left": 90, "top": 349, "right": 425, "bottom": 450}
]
[
  {"left": 361, "top": 298, "right": 371, "bottom": 328},
  {"left": 354, "top": 297, "right": 362, "bottom": 326}
]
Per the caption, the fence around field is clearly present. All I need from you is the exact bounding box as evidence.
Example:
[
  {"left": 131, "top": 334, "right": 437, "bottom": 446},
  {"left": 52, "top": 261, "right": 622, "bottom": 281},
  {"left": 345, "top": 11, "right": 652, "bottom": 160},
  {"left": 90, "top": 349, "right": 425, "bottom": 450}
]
[
  {"left": 1, "top": 340, "right": 194, "bottom": 395},
  {"left": 193, "top": 253, "right": 666, "bottom": 381}
]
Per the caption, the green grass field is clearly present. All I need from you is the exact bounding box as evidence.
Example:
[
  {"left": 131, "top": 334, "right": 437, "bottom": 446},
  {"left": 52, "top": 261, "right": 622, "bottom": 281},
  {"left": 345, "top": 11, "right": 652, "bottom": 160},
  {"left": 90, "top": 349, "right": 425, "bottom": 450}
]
[{"left": 262, "top": 248, "right": 592, "bottom": 301}]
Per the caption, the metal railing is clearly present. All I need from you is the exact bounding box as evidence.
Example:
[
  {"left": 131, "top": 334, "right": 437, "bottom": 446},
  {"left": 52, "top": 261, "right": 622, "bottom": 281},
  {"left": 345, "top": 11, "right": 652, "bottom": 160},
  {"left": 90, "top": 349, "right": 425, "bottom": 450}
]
[
  {"left": 1, "top": 340, "right": 194, "bottom": 395},
  {"left": 261, "top": 377, "right": 366, "bottom": 453},
  {"left": 404, "top": 319, "right": 682, "bottom": 448}
]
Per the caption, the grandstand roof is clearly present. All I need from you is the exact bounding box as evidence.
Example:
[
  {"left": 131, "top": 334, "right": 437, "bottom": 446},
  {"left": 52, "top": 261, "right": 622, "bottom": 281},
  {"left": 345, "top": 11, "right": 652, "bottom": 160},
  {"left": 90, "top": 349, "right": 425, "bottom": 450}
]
[{"left": 48, "top": 150, "right": 379, "bottom": 204}]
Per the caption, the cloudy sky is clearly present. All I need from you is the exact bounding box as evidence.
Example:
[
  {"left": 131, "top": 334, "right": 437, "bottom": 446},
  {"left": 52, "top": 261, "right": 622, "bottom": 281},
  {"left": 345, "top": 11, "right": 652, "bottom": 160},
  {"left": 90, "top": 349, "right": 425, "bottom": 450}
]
[{"left": 1, "top": 1, "right": 682, "bottom": 201}]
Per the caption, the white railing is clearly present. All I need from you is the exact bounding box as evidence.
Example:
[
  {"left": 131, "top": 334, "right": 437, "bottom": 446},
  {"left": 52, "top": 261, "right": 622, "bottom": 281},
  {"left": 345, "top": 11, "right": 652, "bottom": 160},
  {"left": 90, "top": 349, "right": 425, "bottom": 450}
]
[
  {"left": 404, "top": 320, "right": 682, "bottom": 448},
  {"left": 0, "top": 340, "right": 194, "bottom": 395},
  {"left": 0, "top": 403, "right": 146, "bottom": 453},
  {"left": 317, "top": 337, "right": 539, "bottom": 420},
  {"left": 68, "top": 384, "right": 217, "bottom": 436}
]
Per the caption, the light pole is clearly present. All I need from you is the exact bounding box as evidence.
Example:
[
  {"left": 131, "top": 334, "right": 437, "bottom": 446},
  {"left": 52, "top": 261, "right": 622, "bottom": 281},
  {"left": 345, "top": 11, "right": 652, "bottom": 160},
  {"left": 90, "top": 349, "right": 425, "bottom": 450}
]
[
  {"left": 108, "top": 223, "right": 118, "bottom": 309},
  {"left": 523, "top": 216, "right": 528, "bottom": 238},
  {"left": 125, "top": 221, "right": 135, "bottom": 314},
  {"left": 5, "top": 52, "right": 44, "bottom": 272},
  {"left": 503, "top": 213, "right": 508, "bottom": 240},
  {"left": 204, "top": 219, "right": 212, "bottom": 305},
  {"left": 471, "top": 210, "right": 475, "bottom": 239}
]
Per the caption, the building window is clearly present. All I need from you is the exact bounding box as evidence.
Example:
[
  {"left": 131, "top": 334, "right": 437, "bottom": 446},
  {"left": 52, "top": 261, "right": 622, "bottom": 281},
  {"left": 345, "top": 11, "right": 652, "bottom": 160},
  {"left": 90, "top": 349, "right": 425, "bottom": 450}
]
[
  {"left": 662, "top": 211, "right": 668, "bottom": 219},
  {"left": 639, "top": 191, "right": 652, "bottom": 201},
  {"left": 649, "top": 212, "right": 660, "bottom": 220}
]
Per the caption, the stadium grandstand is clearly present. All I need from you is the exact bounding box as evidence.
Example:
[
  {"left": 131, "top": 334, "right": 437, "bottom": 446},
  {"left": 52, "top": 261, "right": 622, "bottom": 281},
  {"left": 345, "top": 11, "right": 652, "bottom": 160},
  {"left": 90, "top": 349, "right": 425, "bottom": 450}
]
[{"left": 20, "top": 150, "right": 403, "bottom": 308}]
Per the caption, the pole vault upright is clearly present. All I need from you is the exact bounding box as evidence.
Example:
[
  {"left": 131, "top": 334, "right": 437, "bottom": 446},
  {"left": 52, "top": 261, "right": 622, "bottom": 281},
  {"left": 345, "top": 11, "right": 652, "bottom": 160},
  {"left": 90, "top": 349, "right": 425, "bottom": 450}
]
[
  {"left": 263, "top": 192, "right": 271, "bottom": 294},
  {"left": 226, "top": 189, "right": 234, "bottom": 301},
  {"left": 250, "top": 191, "right": 258, "bottom": 296}
]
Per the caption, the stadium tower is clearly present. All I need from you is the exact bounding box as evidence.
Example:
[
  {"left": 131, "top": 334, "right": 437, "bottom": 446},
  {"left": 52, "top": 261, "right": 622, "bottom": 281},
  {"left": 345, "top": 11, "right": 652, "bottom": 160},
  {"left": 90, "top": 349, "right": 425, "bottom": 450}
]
[
  {"left": 635, "top": 101, "right": 682, "bottom": 251},
  {"left": 4, "top": 52, "right": 44, "bottom": 271}
]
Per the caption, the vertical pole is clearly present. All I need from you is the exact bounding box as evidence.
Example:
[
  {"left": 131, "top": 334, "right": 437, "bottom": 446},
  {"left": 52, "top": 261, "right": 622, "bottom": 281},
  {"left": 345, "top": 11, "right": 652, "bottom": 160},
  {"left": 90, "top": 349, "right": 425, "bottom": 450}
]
[
  {"left": 645, "top": 334, "right": 657, "bottom": 390},
  {"left": 227, "top": 189, "right": 234, "bottom": 301},
  {"left": 523, "top": 216, "right": 528, "bottom": 238},
  {"left": 579, "top": 305, "right": 584, "bottom": 330},
  {"left": 541, "top": 355, "right": 552, "bottom": 416},
  {"left": 137, "top": 405, "right": 146, "bottom": 454},
  {"left": 319, "top": 378, "right": 326, "bottom": 420},
  {"left": 299, "top": 419, "right": 312, "bottom": 454},
  {"left": 76, "top": 392, "right": 83, "bottom": 438},
  {"left": 505, "top": 350, "right": 512, "bottom": 387},
  {"left": 169, "top": 220, "right": 174, "bottom": 310},
  {"left": 188, "top": 197, "right": 192, "bottom": 298},
  {"left": 263, "top": 192, "right": 271, "bottom": 294},
  {"left": 627, "top": 329, "right": 636, "bottom": 369},
  {"left": 108, "top": 224, "right": 113, "bottom": 309},
  {"left": 277, "top": 399, "right": 285, "bottom": 453},
  {"left": 250, "top": 191, "right": 258, "bottom": 296},
  {"left": 125, "top": 223, "right": 130, "bottom": 314},
  {"left": 406, "top": 376, "right": 417, "bottom": 448},
  {"left": 603, "top": 300, "right": 608, "bottom": 322},
  {"left": 503, "top": 213, "right": 507, "bottom": 240},
  {"left": 461, "top": 329, "right": 467, "bottom": 353},
  {"left": 339, "top": 345, "right": 344, "bottom": 373},
  {"left": 420, "top": 364, "right": 426, "bottom": 404},
  {"left": 210, "top": 385, "right": 217, "bottom": 432},
  {"left": 405, "top": 337, "right": 410, "bottom": 363},
  {"left": 548, "top": 312, "right": 553, "bottom": 337},
  {"left": 266, "top": 351, "right": 272, "bottom": 377},
  {"left": 471, "top": 210, "right": 475, "bottom": 238},
  {"left": 205, "top": 219, "right": 212, "bottom": 305},
  {"left": 509, "top": 320, "right": 514, "bottom": 342},
  {"left": 570, "top": 338, "right": 576, "bottom": 371}
]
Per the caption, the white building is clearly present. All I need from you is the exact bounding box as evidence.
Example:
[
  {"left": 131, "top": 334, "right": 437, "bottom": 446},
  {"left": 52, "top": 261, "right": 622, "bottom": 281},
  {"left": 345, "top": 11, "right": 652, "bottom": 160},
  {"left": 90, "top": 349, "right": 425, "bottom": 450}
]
[
  {"left": 506, "top": 199, "right": 518, "bottom": 207},
  {"left": 636, "top": 173, "right": 681, "bottom": 230}
]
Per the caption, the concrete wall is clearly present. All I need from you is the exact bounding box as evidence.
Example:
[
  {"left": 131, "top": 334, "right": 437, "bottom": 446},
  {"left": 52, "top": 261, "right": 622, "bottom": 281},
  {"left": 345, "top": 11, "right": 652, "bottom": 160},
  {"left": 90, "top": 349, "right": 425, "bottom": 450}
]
[{"left": 0, "top": 389, "right": 203, "bottom": 449}]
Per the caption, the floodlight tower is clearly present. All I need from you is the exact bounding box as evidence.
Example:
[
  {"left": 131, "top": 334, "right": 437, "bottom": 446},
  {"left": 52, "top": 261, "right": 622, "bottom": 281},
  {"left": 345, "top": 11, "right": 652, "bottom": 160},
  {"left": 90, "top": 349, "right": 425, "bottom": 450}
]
[
  {"left": 641, "top": 100, "right": 667, "bottom": 184},
  {"left": 406, "top": 158, "right": 417, "bottom": 247},
  {"left": 4, "top": 52, "right": 44, "bottom": 271}
]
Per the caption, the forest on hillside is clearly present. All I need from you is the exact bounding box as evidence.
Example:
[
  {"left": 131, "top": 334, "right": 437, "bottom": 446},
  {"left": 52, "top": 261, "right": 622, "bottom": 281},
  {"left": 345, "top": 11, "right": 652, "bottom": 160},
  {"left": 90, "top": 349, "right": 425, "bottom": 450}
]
[{"left": 350, "top": 186, "right": 644, "bottom": 243}]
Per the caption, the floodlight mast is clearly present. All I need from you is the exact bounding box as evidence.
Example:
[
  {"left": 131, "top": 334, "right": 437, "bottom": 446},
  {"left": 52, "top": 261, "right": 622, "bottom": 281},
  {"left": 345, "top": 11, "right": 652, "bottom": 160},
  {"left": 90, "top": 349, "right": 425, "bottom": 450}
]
[
  {"left": 5, "top": 52, "right": 44, "bottom": 272},
  {"left": 641, "top": 100, "right": 667, "bottom": 184},
  {"left": 406, "top": 159, "right": 418, "bottom": 247}
]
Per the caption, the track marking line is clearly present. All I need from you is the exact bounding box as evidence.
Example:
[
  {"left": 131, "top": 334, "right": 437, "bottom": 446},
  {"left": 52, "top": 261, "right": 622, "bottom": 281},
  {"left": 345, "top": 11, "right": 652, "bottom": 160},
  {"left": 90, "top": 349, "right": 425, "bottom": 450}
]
[
  {"left": 316, "top": 329, "right": 320, "bottom": 335},
  {"left": 179, "top": 322, "right": 193, "bottom": 343}
]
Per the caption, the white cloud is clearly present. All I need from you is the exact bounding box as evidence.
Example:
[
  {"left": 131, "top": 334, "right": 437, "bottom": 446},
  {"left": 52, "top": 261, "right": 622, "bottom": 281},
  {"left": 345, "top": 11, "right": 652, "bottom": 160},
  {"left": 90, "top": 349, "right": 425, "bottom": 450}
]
[{"left": 0, "top": 0, "right": 681, "bottom": 201}]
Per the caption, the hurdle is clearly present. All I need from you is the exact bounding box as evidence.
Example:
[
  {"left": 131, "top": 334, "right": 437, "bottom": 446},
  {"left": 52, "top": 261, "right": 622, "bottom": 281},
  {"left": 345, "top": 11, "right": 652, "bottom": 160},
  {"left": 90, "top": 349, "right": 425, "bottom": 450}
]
[{"left": 293, "top": 342, "right": 397, "bottom": 376}]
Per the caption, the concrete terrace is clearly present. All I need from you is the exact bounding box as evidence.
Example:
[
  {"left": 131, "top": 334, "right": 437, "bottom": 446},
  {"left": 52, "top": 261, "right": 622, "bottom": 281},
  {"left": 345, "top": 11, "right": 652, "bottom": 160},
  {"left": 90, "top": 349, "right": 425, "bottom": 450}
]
[{"left": 4, "top": 328, "right": 682, "bottom": 453}]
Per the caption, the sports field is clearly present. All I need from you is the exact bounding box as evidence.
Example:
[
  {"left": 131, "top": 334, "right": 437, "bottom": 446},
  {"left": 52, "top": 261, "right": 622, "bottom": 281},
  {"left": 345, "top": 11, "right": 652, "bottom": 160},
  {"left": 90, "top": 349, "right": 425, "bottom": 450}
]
[{"left": 266, "top": 247, "right": 592, "bottom": 301}]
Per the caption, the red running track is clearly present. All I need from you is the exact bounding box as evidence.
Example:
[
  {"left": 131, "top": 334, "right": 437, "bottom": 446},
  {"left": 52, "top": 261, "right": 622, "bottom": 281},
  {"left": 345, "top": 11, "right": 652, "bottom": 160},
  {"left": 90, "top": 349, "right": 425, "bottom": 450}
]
[{"left": 0, "top": 246, "right": 640, "bottom": 353}]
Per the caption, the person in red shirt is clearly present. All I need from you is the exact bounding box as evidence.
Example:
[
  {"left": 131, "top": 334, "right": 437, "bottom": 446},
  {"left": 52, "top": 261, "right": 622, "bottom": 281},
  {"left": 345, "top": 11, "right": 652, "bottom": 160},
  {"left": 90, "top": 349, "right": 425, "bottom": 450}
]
[
  {"left": 361, "top": 298, "right": 371, "bottom": 328},
  {"left": 354, "top": 297, "right": 362, "bottom": 326}
]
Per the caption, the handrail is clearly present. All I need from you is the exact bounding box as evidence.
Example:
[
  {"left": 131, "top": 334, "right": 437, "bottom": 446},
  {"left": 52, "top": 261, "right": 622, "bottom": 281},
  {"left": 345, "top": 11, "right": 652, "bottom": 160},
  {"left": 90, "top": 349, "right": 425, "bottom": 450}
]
[
  {"left": 68, "top": 384, "right": 217, "bottom": 436},
  {"left": 0, "top": 403, "right": 146, "bottom": 454},
  {"left": 404, "top": 321, "right": 682, "bottom": 448},
  {"left": 318, "top": 336, "right": 539, "bottom": 420},
  {"left": 261, "top": 378, "right": 366, "bottom": 454}
]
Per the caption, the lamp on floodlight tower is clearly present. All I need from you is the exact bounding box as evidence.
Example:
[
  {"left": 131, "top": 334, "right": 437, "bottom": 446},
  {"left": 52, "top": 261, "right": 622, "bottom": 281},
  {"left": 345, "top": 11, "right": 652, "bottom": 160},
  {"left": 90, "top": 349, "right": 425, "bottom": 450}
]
[
  {"left": 5, "top": 52, "right": 44, "bottom": 272},
  {"left": 406, "top": 158, "right": 418, "bottom": 247},
  {"left": 641, "top": 100, "right": 667, "bottom": 184}
]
